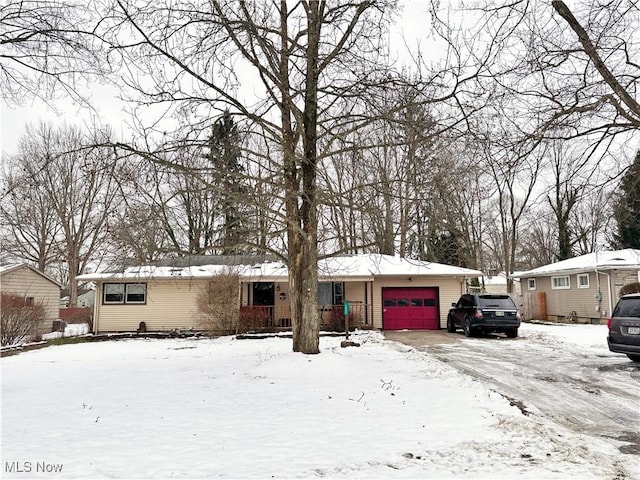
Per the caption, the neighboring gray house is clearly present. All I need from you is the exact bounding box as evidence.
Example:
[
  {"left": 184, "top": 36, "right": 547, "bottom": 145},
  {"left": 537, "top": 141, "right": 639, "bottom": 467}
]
[{"left": 513, "top": 249, "right": 640, "bottom": 323}]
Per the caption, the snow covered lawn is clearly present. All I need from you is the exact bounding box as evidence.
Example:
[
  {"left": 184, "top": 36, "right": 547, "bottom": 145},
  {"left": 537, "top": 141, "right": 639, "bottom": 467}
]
[{"left": 0, "top": 327, "right": 627, "bottom": 479}]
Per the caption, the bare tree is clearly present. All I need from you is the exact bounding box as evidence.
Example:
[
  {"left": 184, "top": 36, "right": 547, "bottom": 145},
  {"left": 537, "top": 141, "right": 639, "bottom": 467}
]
[
  {"left": 0, "top": 162, "right": 61, "bottom": 270},
  {"left": 0, "top": 0, "right": 109, "bottom": 105},
  {"left": 518, "top": 211, "right": 559, "bottom": 270},
  {"left": 478, "top": 123, "right": 543, "bottom": 292},
  {"left": 100, "top": 0, "right": 403, "bottom": 353},
  {"left": 4, "top": 123, "right": 120, "bottom": 306},
  {"left": 550, "top": 1, "right": 640, "bottom": 133}
]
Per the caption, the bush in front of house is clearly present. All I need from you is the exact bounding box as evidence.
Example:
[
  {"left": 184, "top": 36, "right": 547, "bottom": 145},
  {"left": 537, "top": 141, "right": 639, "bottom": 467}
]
[
  {"left": 619, "top": 282, "right": 640, "bottom": 296},
  {"left": 1, "top": 294, "right": 46, "bottom": 346},
  {"left": 195, "top": 272, "right": 240, "bottom": 335}
]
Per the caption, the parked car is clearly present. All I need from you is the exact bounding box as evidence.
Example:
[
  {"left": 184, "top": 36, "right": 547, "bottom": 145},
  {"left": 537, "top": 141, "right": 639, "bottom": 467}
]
[
  {"left": 447, "top": 294, "right": 521, "bottom": 338},
  {"left": 607, "top": 293, "right": 640, "bottom": 362}
]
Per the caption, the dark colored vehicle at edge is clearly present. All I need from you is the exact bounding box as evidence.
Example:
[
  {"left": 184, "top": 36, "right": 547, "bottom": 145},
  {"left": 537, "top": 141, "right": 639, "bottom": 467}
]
[
  {"left": 607, "top": 293, "right": 640, "bottom": 362},
  {"left": 447, "top": 294, "right": 521, "bottom": 338}
]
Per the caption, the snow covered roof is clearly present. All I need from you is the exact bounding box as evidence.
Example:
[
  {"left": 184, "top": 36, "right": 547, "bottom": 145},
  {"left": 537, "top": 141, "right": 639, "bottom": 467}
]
[
  {"left": 318, "top": 254, "right": 481, "bottom": 279},
  {"left": 513, "top": 249, "right": 640, "bottom": 278},
  {"left": 0, "top": 263, "right": 23, "bottom": 275},
  {"left": 482, "top": 272, "right": 508, "bottom": 285},
  {"left": 0, "top": 263, "right": 62, "bottom": 287},
  {"left": 76, "top": 254, "right": 482, "bottom": 282}
]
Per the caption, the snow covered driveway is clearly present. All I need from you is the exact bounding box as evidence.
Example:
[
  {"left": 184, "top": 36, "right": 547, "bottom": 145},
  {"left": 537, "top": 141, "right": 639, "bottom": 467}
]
[
  {"left": 1, "top": 326, "right": 638, "bottom": 479},
  {"left": 405, "top": 322, "right": 640, "bottom": 475}
]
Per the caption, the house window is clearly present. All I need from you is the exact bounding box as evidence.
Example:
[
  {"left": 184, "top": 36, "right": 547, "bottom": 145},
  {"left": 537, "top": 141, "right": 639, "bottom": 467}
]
[
  {"left": 104, "top": 283, "right": 146, "bottom": 304},
  {"left": 528, "top": 279, "right": 536, "bottom": 290},
  {"left": 126, "top": 284, "right": 147, "bottom": 303},
  {"left": 317, "top": 282, "right": 345, "bottom": 305},
  {"left": 577, "top": 273, "right": 589, "bottom": 289},
  {"left": 333, "top": 282, "right": 344, "bottom": 305},
  {"left": 104, "top": 283, "right": 124, "bottom": 303},
  {"left": 25, "top": 296, "right": 34, "bottom": 306},
  {"left": 552, "top": 276, "right": 570, "bottom": 289}
]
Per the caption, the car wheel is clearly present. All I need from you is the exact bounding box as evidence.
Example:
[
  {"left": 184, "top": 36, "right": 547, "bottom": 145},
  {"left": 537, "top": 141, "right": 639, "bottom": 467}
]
[
  {"left": 627, "top": 354, "right": 640, "bottom": 362},
  {"left": 505, "top": 328, "right": 518, "bottom": 338},
  {"left": 447, "top": 316, "right": 456, "bottom": 333},
  {"left": 463, "top": 318, "right": 475, "bottom": 337}
]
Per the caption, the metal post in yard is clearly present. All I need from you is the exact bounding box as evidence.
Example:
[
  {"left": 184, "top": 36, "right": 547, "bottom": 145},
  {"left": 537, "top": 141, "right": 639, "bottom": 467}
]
[{"left": 344, "top": 301, "right": 350, "bottom": 339}]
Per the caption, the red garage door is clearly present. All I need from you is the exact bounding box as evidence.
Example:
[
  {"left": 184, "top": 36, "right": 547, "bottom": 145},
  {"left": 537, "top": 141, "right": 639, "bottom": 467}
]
[{"left": 382, "top": 287, "right": 440, "bottom": 330}]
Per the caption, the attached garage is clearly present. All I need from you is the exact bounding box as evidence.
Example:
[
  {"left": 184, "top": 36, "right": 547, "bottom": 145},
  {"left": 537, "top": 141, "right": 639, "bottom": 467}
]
[{"left": 382, "top": 287, "right": 440, "bottom": 330}]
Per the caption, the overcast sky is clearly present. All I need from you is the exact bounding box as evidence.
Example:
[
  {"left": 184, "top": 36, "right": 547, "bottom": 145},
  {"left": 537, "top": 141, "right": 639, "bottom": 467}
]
[{"left": 0, "top": 1, "right": 435, "bottom": 158}]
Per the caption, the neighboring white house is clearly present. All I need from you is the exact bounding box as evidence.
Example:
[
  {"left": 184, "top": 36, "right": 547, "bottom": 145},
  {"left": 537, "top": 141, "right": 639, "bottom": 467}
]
[
  {"left": 76, "top": 254, "right": 482, "bottom": 334},
  {"left": 477, "top": 272, "right": 522, "bottom": 296},
  {"left": 513, "top": 249, "right": 640, "bottom": 323},
  {"left": 0, "top": 263, "right": 62, "bottom": 334}
]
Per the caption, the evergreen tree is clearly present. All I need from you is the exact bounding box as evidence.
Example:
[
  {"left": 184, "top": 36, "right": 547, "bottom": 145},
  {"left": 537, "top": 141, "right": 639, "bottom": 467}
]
[
  {"left": 613, "top": 150, "right": 640, "bottom": 249},
  {"left": 427, "top": 229, "right": 469, "bottom": 267},
  {"left": 208, "top": 111, "right": 245, "bottom": 254}
]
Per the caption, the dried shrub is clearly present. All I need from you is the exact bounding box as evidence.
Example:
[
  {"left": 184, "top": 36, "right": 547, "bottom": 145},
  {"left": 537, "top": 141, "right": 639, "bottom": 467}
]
[
  {"left": 1, "top": 294, "right": 46, "bottom": 346},
  {"left": 237, "top": 306, "right": 272, "bottom": 333},
  {"left": 195, "top": 272, "right": 240, "bottom": 334},
  {"left": 321, "top": 307, "right": 361, "bottom": 332},
  {"left": 620, "top": 282, "right": 640, "bottom": 297}
]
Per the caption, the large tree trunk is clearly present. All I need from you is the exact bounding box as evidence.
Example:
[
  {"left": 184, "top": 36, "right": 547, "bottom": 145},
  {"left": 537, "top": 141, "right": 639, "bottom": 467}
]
[
  {"left": 291, "top": 0, "right": 321, "bottom": 353},
  {"left": 279, "top": 0, "right": 321, "bottom": 354}
]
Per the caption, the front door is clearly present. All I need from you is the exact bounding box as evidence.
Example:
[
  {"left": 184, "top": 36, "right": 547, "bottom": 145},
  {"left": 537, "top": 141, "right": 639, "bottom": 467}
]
[{"left": 253, "top": 282, "right": 275, "bottom": 306}]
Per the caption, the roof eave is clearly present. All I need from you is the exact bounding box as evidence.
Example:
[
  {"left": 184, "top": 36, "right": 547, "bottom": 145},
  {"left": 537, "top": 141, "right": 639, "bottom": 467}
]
[{"left": 514, "top": 264, "right": 640, "bottom": 278}]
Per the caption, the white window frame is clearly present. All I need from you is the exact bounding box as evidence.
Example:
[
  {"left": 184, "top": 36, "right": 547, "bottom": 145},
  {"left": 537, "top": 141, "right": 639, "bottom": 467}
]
[
  {"left": 552, "top": 276, "right": 570, "bottom": 290},
  {"left": 527, "top": 278, "right": 536, "bottom": 291},
  {"left": 577, "top": 273, "right": 590, "bottom": 289}
]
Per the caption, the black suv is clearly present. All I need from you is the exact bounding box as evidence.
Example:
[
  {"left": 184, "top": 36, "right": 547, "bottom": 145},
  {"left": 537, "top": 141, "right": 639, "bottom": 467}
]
[
  {"left": 447, "top": 294, "right": 521, "bottom": 338},
  {"left": 607, "top": 293, "right": 640, "bottom": 362}
]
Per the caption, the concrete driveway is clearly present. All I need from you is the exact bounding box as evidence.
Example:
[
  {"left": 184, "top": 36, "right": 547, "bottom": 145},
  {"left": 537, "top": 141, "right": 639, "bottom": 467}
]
[
  {"left": 382, "top": 325, "right": 640, "bottom": 462},
  {"left": 382, "top": 329, "right": 462, "bottom": 348}
]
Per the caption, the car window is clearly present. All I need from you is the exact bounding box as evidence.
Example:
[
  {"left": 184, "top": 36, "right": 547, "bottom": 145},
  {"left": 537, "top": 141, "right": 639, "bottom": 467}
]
[
  {"left": 613, "top": 298, "right": 640, "bottom": 317},
  {"left": 459, "top": 295, "right": 474, "bottom": 308},
  {"left": 478, "top": 295, "right": 516, "bottom": 309}
]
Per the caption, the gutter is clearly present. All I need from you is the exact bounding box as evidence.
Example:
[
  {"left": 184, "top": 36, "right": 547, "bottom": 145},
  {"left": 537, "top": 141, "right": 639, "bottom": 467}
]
[{"left": 598, "top": 270, "right": 613, "bottom": 318}]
